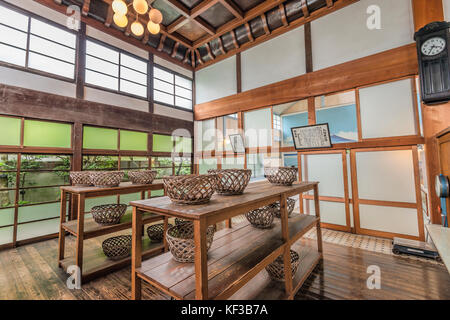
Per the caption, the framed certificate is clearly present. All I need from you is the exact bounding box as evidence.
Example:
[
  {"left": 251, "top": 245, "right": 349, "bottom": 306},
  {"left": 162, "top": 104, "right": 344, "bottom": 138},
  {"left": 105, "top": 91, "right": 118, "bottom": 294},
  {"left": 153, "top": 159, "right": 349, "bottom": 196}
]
[
  {"left": 229, "top": 134, "right": 245, "bottom": 153},
  {"left": 291, "top": 123, "right": 332, "bottom": 150}
]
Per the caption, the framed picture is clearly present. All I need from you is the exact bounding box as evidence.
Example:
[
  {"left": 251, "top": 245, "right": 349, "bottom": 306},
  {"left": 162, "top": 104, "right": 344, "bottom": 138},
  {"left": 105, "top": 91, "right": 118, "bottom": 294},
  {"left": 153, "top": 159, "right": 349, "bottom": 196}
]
[
  {"left": 229, "top": 134, "right": 245, "bottom": 153},
  {"left": 291, "top": 123, "right": 332, "bottom": 150}
]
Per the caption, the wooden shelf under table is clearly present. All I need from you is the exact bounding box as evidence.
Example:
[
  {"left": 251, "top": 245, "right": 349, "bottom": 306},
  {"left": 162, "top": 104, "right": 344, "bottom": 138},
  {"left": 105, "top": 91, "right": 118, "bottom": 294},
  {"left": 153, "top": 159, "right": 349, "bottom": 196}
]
[
  {"left": 60, "top": 238, "right": 164, "bottom": 283},
  {"left": 136, "top": 214, "right": 318, "bottom": 300},
  {"left": 61, "top": 212, "right": 162, "bottom": 240}
]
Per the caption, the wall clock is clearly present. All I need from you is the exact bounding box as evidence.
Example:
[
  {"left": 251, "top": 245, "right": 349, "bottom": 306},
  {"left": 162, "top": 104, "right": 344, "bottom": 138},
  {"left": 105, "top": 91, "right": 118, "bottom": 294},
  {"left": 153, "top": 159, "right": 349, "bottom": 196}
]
[{"left": 414, "top": 21, "right": 450, "bottom": 105}]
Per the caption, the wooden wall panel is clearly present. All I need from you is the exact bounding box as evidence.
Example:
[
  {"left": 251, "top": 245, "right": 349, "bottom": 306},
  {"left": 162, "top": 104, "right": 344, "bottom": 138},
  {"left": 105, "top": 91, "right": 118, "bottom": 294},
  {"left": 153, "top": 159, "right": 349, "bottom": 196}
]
[{"left": 194, "top": 44, "right": 418, "bottom": 120}]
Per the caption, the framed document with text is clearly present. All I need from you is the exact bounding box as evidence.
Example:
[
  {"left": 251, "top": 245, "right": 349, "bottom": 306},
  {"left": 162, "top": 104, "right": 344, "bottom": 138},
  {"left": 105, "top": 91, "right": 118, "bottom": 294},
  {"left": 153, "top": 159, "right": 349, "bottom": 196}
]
[
  {"left": 291, "top": 123, "right": 332, "bottom": 150},
  {"left": 229, "top": 134, "right": 245, "bottom": 153}
]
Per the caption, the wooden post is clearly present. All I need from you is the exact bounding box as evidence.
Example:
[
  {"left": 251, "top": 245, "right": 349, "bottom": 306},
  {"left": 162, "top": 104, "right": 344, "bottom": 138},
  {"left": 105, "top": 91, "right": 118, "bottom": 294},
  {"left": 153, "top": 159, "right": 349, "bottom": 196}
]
[
  {"left": 131, "top": 206, "right": 143, "bottom": 300},
  {"left": 75, "top": 194, "right": 85, "bottom": 276},
  {"left": 58, "top": 190, "right": 67, "bottom": 261},
  {"left": 280, "top": 193, "right": 293, "bottom": 297},
  {"left": 194, "top": 218, "right": 208, "bottom": 299},
  {"left": 163, "top": 216, "right": 169, "bottom": 252},
  {"left": 313, "top": 184, "right": 323, "bottom": 253}
]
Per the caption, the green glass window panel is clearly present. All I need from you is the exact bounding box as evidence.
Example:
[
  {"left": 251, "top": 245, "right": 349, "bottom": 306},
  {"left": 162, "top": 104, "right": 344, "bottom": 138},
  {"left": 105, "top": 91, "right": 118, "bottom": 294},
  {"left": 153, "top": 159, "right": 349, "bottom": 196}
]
[
  {"left": 120, "top": 130, "right": 148, "bottom": 151},
  {"left": 17, "top": 218, "right": 59, "bottom": 241},
  {"left": 153, "top": 134, "right": 173, "bottom": 152},
  {"left": 120, "top": 156, "right": 149, "bottom": 170},
  {"left": 82, "top": 156, "right": 118, "bottom": 170},
  {"left": 19, "top": 171, "right": 69, "bottom": 187},
  {"left": 0, "top": 116, "right": 21, "bottom": 146},
  {"left": 20, "top": 154, "right": 71, "bottom": 171},
  {"left": 18, "top": 202, "right": 63, "bottom": 223},
  {"left": 18, "top": 186, "right": 60, "bottom": 206},
  {"left": 175, "top": 137, "right": 192, "bottom": 153},
  {"left": 85, "top": 195, "right": 118, "bottom": 212},
  {"left": 0, "top": 190, "right": 15, "bottom": 208},
  {"left": 0, "top": 208, "right": 14, "bottom": 227},
  {"left": 23, "top": 120, "right": 71, "bottom": 148},
  {"left": 0, "top": 154, "right": 18, "bottom": 170},
  {"left": 155, "top": 167, "right": 172, "bottom": 178},
  {"left": 83, "top": 126, "right": 118, "bottom": 150},
  {"left": 151, "top": 189, "right": 164, "bottom": 197},
  {"left": 120, "top": 192, "right": 141, "bottom": 205},
  {"left": 152, "top": 157, "right": 173, "bottom": 168}
]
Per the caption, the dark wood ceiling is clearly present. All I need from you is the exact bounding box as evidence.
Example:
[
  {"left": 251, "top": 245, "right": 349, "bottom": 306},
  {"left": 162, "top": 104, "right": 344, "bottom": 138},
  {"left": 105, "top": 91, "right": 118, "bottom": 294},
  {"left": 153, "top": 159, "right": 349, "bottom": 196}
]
[{"left": 37, "top": 0, "right": 358, "bottom": 70}]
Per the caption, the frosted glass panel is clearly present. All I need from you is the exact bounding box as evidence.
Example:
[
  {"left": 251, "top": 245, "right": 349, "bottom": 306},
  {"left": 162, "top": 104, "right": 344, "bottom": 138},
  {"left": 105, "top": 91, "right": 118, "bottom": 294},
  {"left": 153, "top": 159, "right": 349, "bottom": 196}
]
[
  {"left": 196, "top": 55, "right": 236, "bottom": 104},
  {"left": 304, "top": 153, "right": 344, "bottom": 197},
  {"left": 244, "top": 108, "right": 272, "bottom": 148},
  {"left": 0, "top": 208, "right": 14, "bottom": 227},
  {"left": 120, "top": 193, "right": 141, "bottom": 205},
  {"left": 199, "top": 158, "right": 217, "bottom": 174},
  {"left": 356, "top": 150, "right": 416, "bottom": 203},
  {"left": 221, "top": 157, "right": 245, "bottom": 170},
  {"left": 0, "top": 226, "right": 13, "bottom": 245},
  {"left": 241, "top": 27, "right": 305, "bottom": 91},
  {"left": 18, "top": 202, "right": 62, "bottom": 223},
  {"left": 17, "top": 218, "right": 59, "bottom": 241},
  {"left": 359, "top": 204, "right": 419, "bottom": 236},
  {"left": 305, "top": 200, "right": 347, "bottom": 226},
  {"left": 311, "top": 0, "right": 414, "bottom": 70},
  {"left": 200, "top": 119, "right": 216, "bottom": 151},
  {"left": 359, "top": 79, "right": 416, "bottom": 138}
]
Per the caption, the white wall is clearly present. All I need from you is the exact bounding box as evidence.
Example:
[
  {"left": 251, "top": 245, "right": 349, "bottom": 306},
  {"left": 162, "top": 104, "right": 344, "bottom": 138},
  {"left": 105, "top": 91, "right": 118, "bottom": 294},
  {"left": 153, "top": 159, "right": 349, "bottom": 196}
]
[
  {"left": 445, "top": 0, "right": 450, "bottom": 21},
  {"left": 195, "top": 55, "right": 237, "bottom": 104},
  {"left": 154, "top": 103, "right": 194, "bottom": 121},
  {"left": 241, "top": 26, "right": 306, "bottom": 92},
  {"left": 311, "top": 0, "right": 414, "bottom": 71},
  {"left": 84, "top": 87, "right": 149, "bottom": 112},
  {"left": 154, "top": 55, "right": 193, "bottom": 79},
  {"left": 4, "top": 0, "right": 69, "bottom": 27}
]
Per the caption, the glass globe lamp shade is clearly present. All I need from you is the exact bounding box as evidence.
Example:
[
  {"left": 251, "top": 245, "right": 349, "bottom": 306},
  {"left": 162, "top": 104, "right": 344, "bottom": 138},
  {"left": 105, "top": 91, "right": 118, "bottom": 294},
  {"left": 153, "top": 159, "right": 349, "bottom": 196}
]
[
  {"left": 133, "top": 0, "right": 149, "bottom": 15},
  {"left": 131, "top": 21, "right": 145, "bottom": 36},
  {"left": 149, "top": 8, "right": 163, "bottom": 25},
  {"left": 112, "top": 0, "right": 127, "bottom": 15},
  {"left": 113, "top": 13, "right": 128, "bottom": 28},
  {"left": 147, "top": 21, "right": 160, "bottom": 35}
]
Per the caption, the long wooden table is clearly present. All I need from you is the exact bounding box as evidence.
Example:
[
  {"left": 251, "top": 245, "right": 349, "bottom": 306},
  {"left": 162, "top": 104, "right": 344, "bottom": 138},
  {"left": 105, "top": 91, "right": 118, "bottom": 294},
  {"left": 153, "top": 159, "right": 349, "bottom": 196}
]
[
  {"left": 130, "top": 180, "right": 322, "bottom": 300},
  {"left": 58, "top": 181, "right": 165, "bottom": 283},
  {"left": 426, "top": 224, "right": 450, "bottom": 274}
]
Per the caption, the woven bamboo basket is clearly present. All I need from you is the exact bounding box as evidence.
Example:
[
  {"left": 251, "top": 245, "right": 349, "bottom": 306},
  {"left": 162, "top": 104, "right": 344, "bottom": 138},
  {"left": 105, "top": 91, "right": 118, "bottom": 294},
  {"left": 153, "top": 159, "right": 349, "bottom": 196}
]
[
  {"left": 69, "top": 171, "right": 92, "bottom": 187},
  {"left": 166, "top": 223, "right": 216, "bottom": 263},
  {"left": 90, "top": 171, "right": 124, "bottom": 188},
  {"left": 102, "top": 235, "right": 132, "bottom": 260},
  {"left": 264, "top": 167, "right": 298, "bottom": 186},
  {"left": 265, "top": 250, "right": 300, "bottom": 282},
  {"left": 271, "top": 198, "right": 297, "bottom": 218},
  {"left": 163, "top": 174, "right": 218, "bottom": 205},
  {"left": 147, "top": 223, "right": 173, "bottom": 242},
  {"left": 175, "top": 218, "right": 189, "bottom": 225},
  {"left": 208, "top": 169, "right": 252, "bottom": 195},
  {"left": 245, "top": 205, "right": 275, "bottom": 229},
  {"left": 128, "top": 170, "right": 157, "bottom": 185},
  {"left": 91, "top": 203, "right": 127, "bottom": 225}
]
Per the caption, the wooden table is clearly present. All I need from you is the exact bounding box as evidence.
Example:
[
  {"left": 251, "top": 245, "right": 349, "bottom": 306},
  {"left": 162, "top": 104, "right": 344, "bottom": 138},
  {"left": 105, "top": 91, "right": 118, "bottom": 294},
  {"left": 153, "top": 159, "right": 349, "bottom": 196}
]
[
  {"left": 426, "top": 224, "right": 450, "bottom": 274},
  {"left": 130, "top": 180, "right": 322, "bottom": 300},
  {"left": 58, "top": 181, "right": 165, "bottom": 283}
]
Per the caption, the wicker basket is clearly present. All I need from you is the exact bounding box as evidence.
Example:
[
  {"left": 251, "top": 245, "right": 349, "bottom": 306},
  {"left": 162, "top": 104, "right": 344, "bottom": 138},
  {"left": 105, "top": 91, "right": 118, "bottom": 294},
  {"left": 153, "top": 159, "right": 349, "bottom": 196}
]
[
  {"left": 245, "top": 205, "right": 275, "bottom": 229},
  {"left": 166, "top": 223, "right": 216, "bottom": 263},
  {"left": 208, "top": 169, "right": 252, "bottom": 195},
  {"left": 270, "top": 198, "right": 297, "bottom": 218},
  {"left": 91, "top": 203, "right": 127, "bottom": 226},
  {"left": 102, "top": 235, "right": 132, "bottom": 260},
  {"left": 175, "top": 218, "right": 189, "bottom": 225},
  {"left": 128, "top": 170, "right": 157, "bottom": 185},
  {"left": 69, "top": 171, "right": 92, "bottom": 187},
  {"left": 265, "top": 250, "right": 300, "bottom": 282},
  {"left": 90, "top": 171, "right": 124, "bottom": 188},
  {"left": 163, "top": 174, "right": 218, "bottom": 205},
  {"left": 264, "top": 167, "right": 298, "bottom": 186},
  {"left": 147, "top": 223, "right": 173, "bottom": 242}
]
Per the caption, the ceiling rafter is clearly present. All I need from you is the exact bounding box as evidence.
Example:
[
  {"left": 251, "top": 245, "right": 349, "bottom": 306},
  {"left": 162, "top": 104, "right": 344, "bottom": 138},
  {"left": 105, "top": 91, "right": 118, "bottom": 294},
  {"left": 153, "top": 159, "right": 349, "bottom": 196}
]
[
  {"left": 105, "top": 6, "right": 114, "bottom": 27},
  {"left": 326, "top": 0, "right": 334, "bottom": 7},
  {"left": 171, "top": 42, "right": 180, "bottom": 57},
  {"left": 301, "top": 0, "right": 310, "bottom": 17},
  {"left": 167, "top": 16, "right": 189, "bottom": 33},
  {"left": 218, "top": 0, "right": 244, "bottom": 19},
  {"left": 261, "top": 13, "right": 270, "bottom": 35},
  {"left": 205, "top": 42, "right": 215, "bottom": 59},
  {"left": 157, "top": 34, "right": 167, "bottom": 51},
  {"left": 217, "top": 37, "right": 226, "bottom": 54},
  {"left": 230, "top": 29, "right": 239, "bottom": 49},
  {"left": 82, "top": 0, "right": 90, "bottom": 16},
  {"left": 195, "top": 48, "right": 204, "bottom": 65},
  {"left": 244, "top": 22, "right": 253, "bottom": 42},
  {"left": 279, "top": 4, "right": 288, "bottom": 27}
]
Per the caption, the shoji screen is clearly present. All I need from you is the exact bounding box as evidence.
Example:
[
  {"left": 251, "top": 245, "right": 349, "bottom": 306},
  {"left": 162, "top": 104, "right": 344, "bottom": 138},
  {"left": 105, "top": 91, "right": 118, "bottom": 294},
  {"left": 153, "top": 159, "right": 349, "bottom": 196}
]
[
  {"left": 301, "top": 151, "right": 350, "bottom": 231},
  {"left": 358, "top": 78, "right": 417, "bottom": 139},
  {"left": 352, "top": 147, "right": 422, "bottom": 239},
  {"left": 244, "top": 108, "right": 272, "bottom": 148}
]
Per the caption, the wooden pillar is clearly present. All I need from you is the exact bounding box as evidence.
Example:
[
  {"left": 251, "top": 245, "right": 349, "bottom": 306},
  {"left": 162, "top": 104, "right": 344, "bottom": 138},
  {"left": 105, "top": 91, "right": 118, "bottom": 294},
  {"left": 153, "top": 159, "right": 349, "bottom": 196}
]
[
  {"left": 148, "top": 53, "right": 154, "bottom": 113},
  {"left": 236, "top": 52, "right": 242, "bottom": 93},
  {"left": 75, "top": 23, "right": 86, "bottom": 100},
  {"left": 304, "top": 22, "right": 313, "bottom": 73},
  {"left": 411, "top": 0, "right": 448, "bottom": 224}
]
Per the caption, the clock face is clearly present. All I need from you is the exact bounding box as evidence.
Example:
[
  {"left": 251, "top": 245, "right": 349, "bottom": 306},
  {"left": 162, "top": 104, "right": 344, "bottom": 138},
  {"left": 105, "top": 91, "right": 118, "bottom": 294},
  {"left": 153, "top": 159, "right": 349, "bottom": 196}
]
[{"left": 421, "top": 37, "right": 446, "bottom": 56}]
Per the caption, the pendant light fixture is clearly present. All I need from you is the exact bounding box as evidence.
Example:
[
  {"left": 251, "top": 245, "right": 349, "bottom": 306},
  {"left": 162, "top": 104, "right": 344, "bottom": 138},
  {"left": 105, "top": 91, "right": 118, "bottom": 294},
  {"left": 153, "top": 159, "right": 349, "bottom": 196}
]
[{"left": 111, "top": 0, "right": 163, "bottom": 36}]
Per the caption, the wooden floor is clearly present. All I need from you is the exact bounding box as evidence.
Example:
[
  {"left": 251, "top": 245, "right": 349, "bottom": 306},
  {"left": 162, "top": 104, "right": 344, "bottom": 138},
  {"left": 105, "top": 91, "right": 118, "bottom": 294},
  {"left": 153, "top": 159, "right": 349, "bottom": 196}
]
[{"left": 0, "top": 233, "right": 449, "bottom": 300}]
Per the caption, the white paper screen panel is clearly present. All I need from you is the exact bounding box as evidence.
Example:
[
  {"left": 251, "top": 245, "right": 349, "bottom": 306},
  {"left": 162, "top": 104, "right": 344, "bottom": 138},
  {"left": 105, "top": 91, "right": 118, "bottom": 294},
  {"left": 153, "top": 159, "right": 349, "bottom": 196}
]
[
  {"left": 195, "top": 55, "right": 236, "bottom": 104},
  {"left": 200, "top": 119, "right": 216, "bottom": 151},
  {"left": 356, "top": 149, "right": 416, "bottom": 203},
  {"left": 221, "top": 157, "right": 245, "bottom": 169},
  {"left": 359, "top": 79, "right": 416, "bottom": 139},
  {"left": 304, "top": 153, "right": 344, "bottom": 197},
  {"left": 311, "top": 0, "right": 414, "bottom": 71},
  {"left": 359, "top": 204, "right": 419, "bottom": 236},
  {"left": 305, "top": 200, "right": 347, "bottom": 226},
  {"left": 244, "top": 108, "right": 272, "bottom": 148},
  {"left": 241, "top": 27, "right": 305, "bottom": 92}
]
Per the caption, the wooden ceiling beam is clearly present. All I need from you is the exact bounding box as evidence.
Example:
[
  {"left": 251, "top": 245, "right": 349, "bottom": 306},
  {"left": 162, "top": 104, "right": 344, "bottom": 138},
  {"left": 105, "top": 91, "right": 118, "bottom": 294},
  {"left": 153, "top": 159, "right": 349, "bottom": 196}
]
[
  {"left": 191, "top": 50, "right": 195, "bottom": 67},
  {"left": 193, "top": 0, "right": 286, "bottom": 48},
  {"left": 183, "top": 48, "right": 191, "bottom": 63},
  {"left": 217, "top": 36, "right": 226, "bottom": 54},
  {"left": 261, "top": 13, "right": 270, "bottom": 35},
  {"left": 164, "top": 0, "right": 191, "bottom": 17},
  {"left": 279, "top": 4, "right": 288, "bottom": 27},
  {"left": 157, "top": 34, "right": 166, "bottom": 51},
  {"left": 171, "top": 42, "right": 180, "bottom": 57},
  {"left": 301, "top": 0, "right": 310, "bottom": 17},
  {"left": 167, "top": 16, "right": 189, "bottom": 33},
  {"left": 326, "top": 0, "right": 334, "bottom": 7},
  {"left": 230, "top": 29, "right": 239, "bottom": 49},
  {"left": 195, "top": 49, "right": 204, "bottom": 65},
  {"left": 190, "top": 0, "right": 221, "bottom": 19},
  {"left": 105, "top": 5, "right": 114, "bottom": 27},
  {"left": 205, "top": 42, "right": 215, "bottom": 59},
  {"left": 219, "top": 0, "right": 244, "bottom": 19},
  {"left": 194, "top": 17, "right": 216, "bottom": 35},
  {"left": 244, "top": 23, "right": 254, "bottom": 42}
]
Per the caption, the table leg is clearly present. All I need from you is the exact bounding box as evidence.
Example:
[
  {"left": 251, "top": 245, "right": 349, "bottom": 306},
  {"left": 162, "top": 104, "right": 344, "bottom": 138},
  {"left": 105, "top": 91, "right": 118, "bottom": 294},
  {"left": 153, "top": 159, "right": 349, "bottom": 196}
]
[
  {"left": 194, "top": 218, "right": 208, "bottom": 300},
  {"left": 75, "top": 194, "right": 85, "bottom": 278},
  {"left": 313, "top": 184, "right": 323, "bottom": 253},
  {"left": 280, "top": 193, "right": 293, "bottom": 297},
  {"left": 58, "top": 190, "right": 67, "bottom": 262},
  {"left": 132, "top": 206, "right": 143, "bottom": 300},
  {"left": 225, "top": 218, "right": 232, "bottom": 228},
  {"left": 163, "top": 216, "right": 169, "bottom": 252}
]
